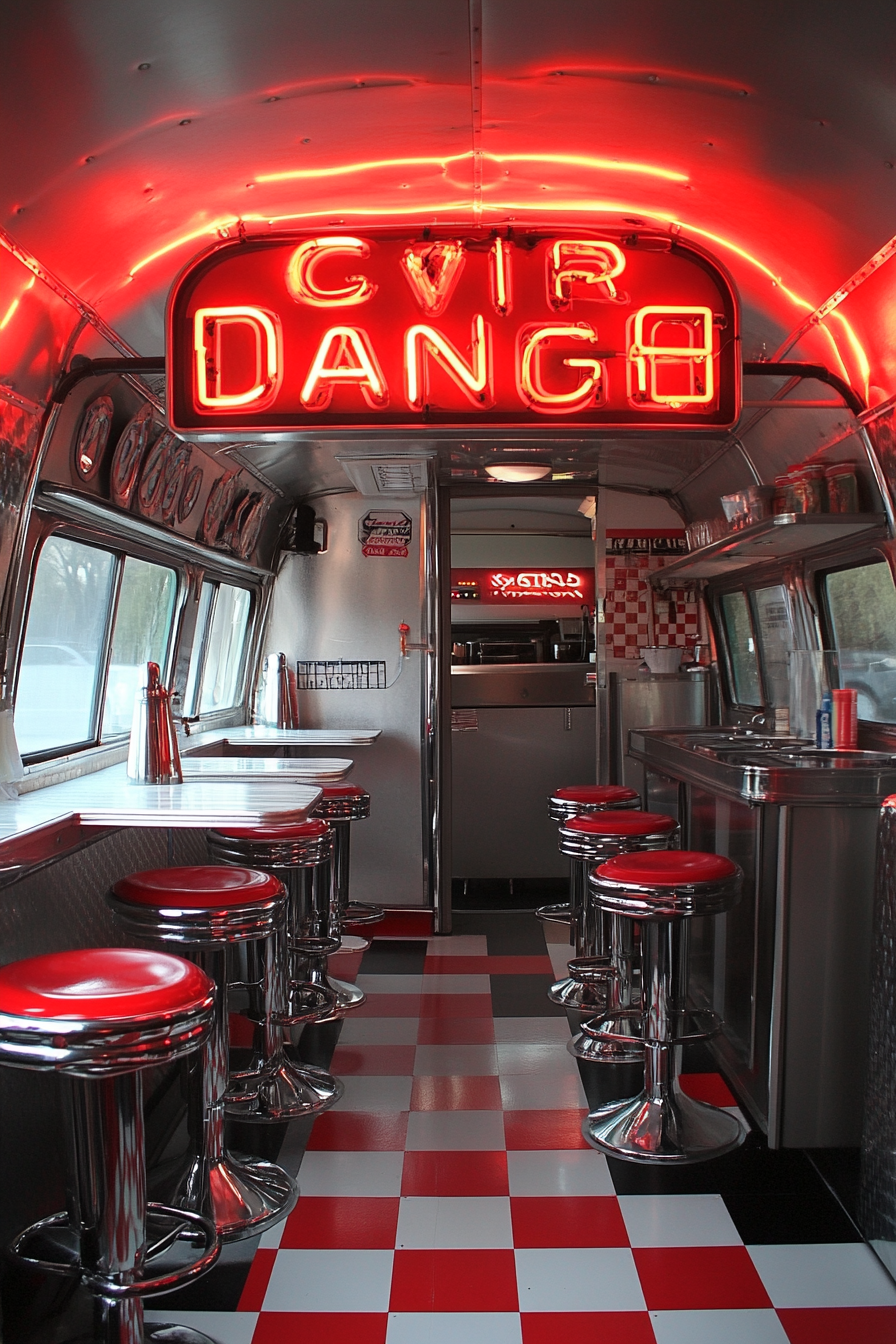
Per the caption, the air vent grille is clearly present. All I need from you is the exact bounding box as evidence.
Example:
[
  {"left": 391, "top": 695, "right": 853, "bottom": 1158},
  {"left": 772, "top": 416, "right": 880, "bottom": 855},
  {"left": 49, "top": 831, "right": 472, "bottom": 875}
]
[{"left": 336, "top": 453, "right": 434, "bottom": 496}]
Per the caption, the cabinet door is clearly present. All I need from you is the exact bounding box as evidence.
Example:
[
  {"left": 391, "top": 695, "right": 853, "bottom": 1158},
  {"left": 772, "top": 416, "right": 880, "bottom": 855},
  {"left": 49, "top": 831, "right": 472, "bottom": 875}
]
[{"left": 452, "top": 706, "right": 596, "bottom": 878}]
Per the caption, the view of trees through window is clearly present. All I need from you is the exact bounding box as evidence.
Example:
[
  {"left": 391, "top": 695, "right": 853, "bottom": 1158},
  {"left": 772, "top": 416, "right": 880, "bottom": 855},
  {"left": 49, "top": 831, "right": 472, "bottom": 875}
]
[{"left": 824, "top": 561, "right": 896, "bottom": 721}]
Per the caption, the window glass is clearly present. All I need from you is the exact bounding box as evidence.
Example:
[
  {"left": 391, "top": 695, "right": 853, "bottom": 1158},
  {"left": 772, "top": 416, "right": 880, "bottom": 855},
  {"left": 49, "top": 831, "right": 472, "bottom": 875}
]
[
  {"left": 824, "top": 561, "right": 896, "bottom": 721},
  {"left": 101, "top": 557, "right": 177, "bottom": 737},
  {"left": 720, "top": 590, "right": 762, "bottom": 706},
  {"left": 184, "top": 581, "right": 215, "bottom": 716},
  {"left": 752, "top": 585, "right": 795, "bottom": 709},
  {"left": 199, "top": 585, "right": 251, "bottom": 714},
  {"left": 15, "top": 537, "right": 115, "bottom": 755}
]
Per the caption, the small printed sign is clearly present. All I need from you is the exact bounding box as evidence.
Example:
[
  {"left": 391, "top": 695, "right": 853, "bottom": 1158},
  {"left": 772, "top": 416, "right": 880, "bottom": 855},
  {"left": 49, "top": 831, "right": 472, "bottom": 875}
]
[{"left": 359, "top": 510, "right": 413, "bottom": 557}]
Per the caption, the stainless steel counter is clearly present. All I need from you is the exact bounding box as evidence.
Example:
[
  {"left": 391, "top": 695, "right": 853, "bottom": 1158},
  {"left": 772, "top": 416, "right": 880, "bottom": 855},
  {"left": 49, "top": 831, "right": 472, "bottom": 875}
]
[
  {"left": 181, "top": 756, "right": 353, "bottom": 783},
  {"left": 452, "top": 663, "right": 595, "bottom": 707},
  {"left": 630, "top": 726, "right": 887, "bottom": 1148}
]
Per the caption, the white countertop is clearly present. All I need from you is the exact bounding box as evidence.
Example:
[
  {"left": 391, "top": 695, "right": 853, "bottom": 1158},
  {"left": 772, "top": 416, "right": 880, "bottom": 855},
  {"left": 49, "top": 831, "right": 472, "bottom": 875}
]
[
  {"left": 181, "top": 756, "right": 353, "bottom": 783},
  {"left": 0, "top": 763, "right": 322, "bottom": 847},
  {"left": 186, "top": 726, "right": 382, "bottom": 749}
]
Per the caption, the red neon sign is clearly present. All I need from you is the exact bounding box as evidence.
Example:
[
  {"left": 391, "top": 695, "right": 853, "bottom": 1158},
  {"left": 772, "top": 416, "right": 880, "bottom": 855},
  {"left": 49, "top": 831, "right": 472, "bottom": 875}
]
[
  {"left": 168, "top": 229, "right": 739, "bottom": 433},
  {"left": 451, "top": 568, "right": 596, "bottom": 606}
]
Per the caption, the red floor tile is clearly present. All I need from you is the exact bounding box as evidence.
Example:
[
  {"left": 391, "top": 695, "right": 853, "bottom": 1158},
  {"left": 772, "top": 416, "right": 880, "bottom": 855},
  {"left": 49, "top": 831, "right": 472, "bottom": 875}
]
[
  {"left": 389, "top": 1248, "right": 519, "bottom": 1311},
  {"left": 279, "top": 1197, "right": 399, "bottom": 1249},
  {"left": 417, "top": 1016, "right": 496, "bottom": 1044},
  {"left": 328, "top": 951, "right": 364, "bottom": 978},
  {"left": 633, "top": 1246, "right": 773, "bottom": 1310},
  {"left": 423, "top": 955, "right": 554, "bottom": 975},
  {"left": 307, "top": 1111, "right": 409, "bottom": 1151},
  {"left": 329, "top": 1044, "right": 417, "bottom": 1075},
  {"left": 504, "top": 1109, "right": 590, "bottom": 1150},
  {"left": 521, "top": 1312, "right": 656, "bottom": 1344},
  {"left": 228, "top": 1012, "right": 256, "bottom": 1048},
  {"left": 353, "top": 995, "right": 422, "bottom": 1017},
  {"left": 411, "top": 1075, "right": 503, "bottom": 1111},
  {"left": 371, "top": 912, "right": 432, "bottom": 938},
  {"left": 252, "top": 1313, "right": 388, "bottom": 1344},
  {"left": 238, "top": 1248, "right": 276, "bottom": 1311},
  {"left": 511, "top": 1196, "right": 629, "bottom": 1248},
  {"left": 680, "top": 1072, "right": 738, "bottom": 1107},
  {"left": 419, "top": 993, "right": 494, "bottom": 1018},
  {"left": 401, "top": 1150, "right": 509, "bottom": 1196},
  {"left": 778, "top": 1306, "right": 896, "bottom": 1344}
]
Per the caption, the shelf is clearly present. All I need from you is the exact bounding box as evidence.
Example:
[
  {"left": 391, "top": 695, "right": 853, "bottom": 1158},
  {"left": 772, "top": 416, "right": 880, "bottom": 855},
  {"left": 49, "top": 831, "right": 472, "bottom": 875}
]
[{"left": 650, "top": 513, "right": 887, "bottom": 586}]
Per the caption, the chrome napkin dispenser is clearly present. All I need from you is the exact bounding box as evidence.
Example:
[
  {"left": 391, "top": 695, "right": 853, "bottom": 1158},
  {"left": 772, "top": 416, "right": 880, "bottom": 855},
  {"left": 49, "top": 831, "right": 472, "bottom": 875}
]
[
  {"left": 256, "top": 652, "right": 299, "bottom": 729},
  {"left": 127, "top": 661, "right": 184, "bottom": 784}
]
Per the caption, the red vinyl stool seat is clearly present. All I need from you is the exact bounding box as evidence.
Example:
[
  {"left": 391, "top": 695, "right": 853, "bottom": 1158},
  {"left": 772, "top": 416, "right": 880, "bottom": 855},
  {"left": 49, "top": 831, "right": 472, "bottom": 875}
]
[
  {"left": 110, "top": 866, "right": 305, "bottom": 1242},
  {"left": 550, "top": 811, "right": 679, "bottom": 1025},
  {"left": 538, "top": 784, "right": 643, "bottom": 932},
  {"left": 583, "top": 850, "right": 745, "bottom": 1164},
  {"left": 209, "top": 817, "right": 363, "bottom": 1020},
  {"left": 313, "top": 783, "right": 383, "bottom": 931},
  {"left": 0, "top": 947, "right": 219, "bottom": 1344}
]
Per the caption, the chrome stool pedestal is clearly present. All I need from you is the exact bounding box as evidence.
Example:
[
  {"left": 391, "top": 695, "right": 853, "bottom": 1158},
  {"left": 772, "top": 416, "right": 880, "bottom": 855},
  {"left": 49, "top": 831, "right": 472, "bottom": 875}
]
[
  {"left": 312, "top": 786, "right": 381, "bottom": 1002},
  {"left": 109, "top": 866, "right": 301, "bottom": 1240},
  {"left": 209, "top": 820, "right": 364, "bottom": 1020},
  {"left": 538, "top": 785, "right": 641, "bottom": 928},
  {"left": 549, "top": 810, "right": 677, "bottom": 1014},
  {"left": 0, "top": 947, "right": 220, "bottom": 1344},
  {"left": 583, "top": 850, "right": 747, "bottom": 1164}
]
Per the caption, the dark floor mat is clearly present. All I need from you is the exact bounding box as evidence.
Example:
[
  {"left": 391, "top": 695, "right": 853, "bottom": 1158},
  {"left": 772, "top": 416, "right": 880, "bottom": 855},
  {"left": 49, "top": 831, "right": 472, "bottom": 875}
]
[
  {"left": 491, "top": 972, "right": 566, "bottom": 1017},
  {"left": 451, "top": 910, "right": 548, "bottom": 955},
  {"left": 453, "top": 877, "right": 567, "bottom": 910},
  {"left": 359, "top": 938, "right": 428, "bottom": 974}
]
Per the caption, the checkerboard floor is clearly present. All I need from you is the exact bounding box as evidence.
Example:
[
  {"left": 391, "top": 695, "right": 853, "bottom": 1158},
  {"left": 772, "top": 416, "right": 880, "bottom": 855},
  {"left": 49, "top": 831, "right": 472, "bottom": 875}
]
[{"left": 151, "top": 913, "right": 896, "bottom": 1344}]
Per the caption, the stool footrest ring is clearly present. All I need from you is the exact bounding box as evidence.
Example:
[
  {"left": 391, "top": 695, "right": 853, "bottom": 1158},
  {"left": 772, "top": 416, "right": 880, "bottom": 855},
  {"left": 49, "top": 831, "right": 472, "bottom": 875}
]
[
  {"left": 11, "top": 1203, "right": 219, "bottom": 1297},
  {"left": 582, "top": 1007, "right": 720, "bottom": 1048},
  {"left": 343, "top": 901, "right": 384, "bottom": 926},
  {"left": 535, "top": 902, "right": 573, "bottom": 926}
]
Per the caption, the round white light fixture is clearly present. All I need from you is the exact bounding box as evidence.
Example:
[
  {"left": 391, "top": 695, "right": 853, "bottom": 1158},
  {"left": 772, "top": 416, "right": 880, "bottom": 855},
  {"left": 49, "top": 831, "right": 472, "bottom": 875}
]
[{"left": 484, "top": 461, "right": 552, "bottom": 483}]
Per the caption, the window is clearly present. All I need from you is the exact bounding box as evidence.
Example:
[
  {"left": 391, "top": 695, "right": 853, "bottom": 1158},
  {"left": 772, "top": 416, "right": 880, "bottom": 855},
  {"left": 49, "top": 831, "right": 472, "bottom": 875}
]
[
  {"left": 822, "top": 560, "right": 896, "bottom": 721},
  {"left": 752, "top": 585, "right": 796, "bottom": 709},
  {"left": 719, "top": 590, "right": 762, "bottom": 706},
  {"left": 186, "top": 581, "right": 252, "bottom": 717},
  {"left": 15, "top": 538, "right": 115, "bottom": 756},
  {"left": 101, "top": 558, "right": 177, "bottom": 737},
  {"left": 14, "top": 536, "right": 178, "bottom": 759}
]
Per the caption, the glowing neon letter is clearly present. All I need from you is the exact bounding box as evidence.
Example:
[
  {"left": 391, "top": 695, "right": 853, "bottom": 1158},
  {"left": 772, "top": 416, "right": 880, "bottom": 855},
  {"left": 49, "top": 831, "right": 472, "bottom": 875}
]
[
  {"left": 400, "top": 241, "right": 466, "bottom": 315},
  {"left": 547, "top": 239, "right": 627, "bottom": 309},
  {"left": 300, "top": 326, "right": 388, "bottom": 410},
  {"left": 193, "top": 306, "right": 281, "bottom": 410},
  {"left": 286, "top": 237, "right": 376, "bottom": 306},
  {"left": 489, "top": 238, "right": 512, "bottom": 316},
  {"left": 627, "top": 306, "right": 715, "bottom": 407},
  {"left": 405, "top": 315, "right": 493, "bottom": 409},
  {"left": 518, "top": 324, "right": 604, "bottom": 415}
]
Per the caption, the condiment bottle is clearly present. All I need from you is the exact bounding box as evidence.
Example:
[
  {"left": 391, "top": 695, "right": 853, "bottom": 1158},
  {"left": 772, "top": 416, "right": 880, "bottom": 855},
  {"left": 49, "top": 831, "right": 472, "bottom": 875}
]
[
  {"left": 774, "top": 475, "right": 797, "bottom": 514},
  {"left": 824, "top": 463, "right": 859, "bottom": 513},
  {"left": 792, "top": 465, "right": 827, "bottom": 514}
]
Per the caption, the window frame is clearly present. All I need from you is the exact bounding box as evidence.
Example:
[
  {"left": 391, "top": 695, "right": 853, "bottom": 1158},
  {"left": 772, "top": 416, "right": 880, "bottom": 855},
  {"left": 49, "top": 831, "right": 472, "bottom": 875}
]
[
  {"left": 814, "top": 553, "right": 896, "bottom": 724},
  {"left": 186, "top": 578, "right": 255, "bottom": 720},
  {"left": 713, "top": 585, "right": 767, "bottom": 710}
]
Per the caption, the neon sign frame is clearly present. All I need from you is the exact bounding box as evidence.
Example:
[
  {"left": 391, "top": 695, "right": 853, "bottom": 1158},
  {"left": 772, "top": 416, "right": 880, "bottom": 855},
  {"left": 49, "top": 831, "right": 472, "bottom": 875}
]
[{"left": 168, "top": 227, "right": 739, "bottom": 435}]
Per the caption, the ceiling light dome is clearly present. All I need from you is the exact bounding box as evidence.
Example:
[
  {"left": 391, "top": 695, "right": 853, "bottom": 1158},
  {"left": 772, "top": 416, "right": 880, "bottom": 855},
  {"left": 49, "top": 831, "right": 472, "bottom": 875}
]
[{"left": 484, "top": 461, "right": 552, "bottom": 482}]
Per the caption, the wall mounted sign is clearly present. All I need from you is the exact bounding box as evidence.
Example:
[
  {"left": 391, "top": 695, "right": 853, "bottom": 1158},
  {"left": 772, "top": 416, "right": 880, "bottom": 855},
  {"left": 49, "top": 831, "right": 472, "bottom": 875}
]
[
  {"left": 168, "top": 229, "right": 739, "bottom": 434},
  {"left": 451, "top": 567, "right": 596, "bottom": 605},
  {"left": 359, "top": 510, "right": 412, "bottom": 557}
]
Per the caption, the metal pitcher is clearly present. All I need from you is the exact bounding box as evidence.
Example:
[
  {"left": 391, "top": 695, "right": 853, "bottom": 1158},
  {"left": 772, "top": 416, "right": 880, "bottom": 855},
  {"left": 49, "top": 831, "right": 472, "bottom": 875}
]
[{"left": 256, "top": 652, "right": 299, "bottom": 729}]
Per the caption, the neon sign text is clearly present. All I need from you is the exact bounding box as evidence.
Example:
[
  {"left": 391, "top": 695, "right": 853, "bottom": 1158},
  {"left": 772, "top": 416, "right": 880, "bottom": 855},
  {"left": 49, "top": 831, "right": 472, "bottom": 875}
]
[
  {"left": 170, "top": 229, "right": 738, "bottom": 432},
  {"left": 450, "top": 567, "right": 596, "bottom": 606}
]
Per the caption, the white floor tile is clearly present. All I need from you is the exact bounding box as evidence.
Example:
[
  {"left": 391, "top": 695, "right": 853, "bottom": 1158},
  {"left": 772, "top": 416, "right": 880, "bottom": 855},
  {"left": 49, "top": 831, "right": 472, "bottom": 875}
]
[
  {"left": 396, "top": 1196, "right": 513, "bottom": 1248},
  {"left": 339, "top": 1017, "right": 420, "bottom": 1044},
  {"left": 650, "top": 1309, "right": 790, "bottom": 1344},
  {"left": 494, "top": 1017, "right": 572, "bottom": 1044},
  {"left": 515, "top": 1246, "right": 646, "bottom": 1311},
  {"left": 543, "top": 922, "right": 573, "bottom": 945},
  {"left": 426, "top": 936, "right": 489, "bottom": 956},
  {"left": 421, "top": 974, "right": 492, "bottom": 994},
  {"left": 263, "top": 1248, "right": 394, "bottom": 1311},
  {"left": 499, "top": 1071, "right": 586, "bottom": 1110},
  {"left": 414, "top": 1044, "right": 498, "bottom": 1076},
  {"left": 507, "top": 1149, "right": 615, "bottom": 1196},
  {"left": 548, "top": 945, "right": 573, "bottom": 979},
  {"left": 387, "top": 1313, "right": 523, "bottom": 1344},
  {"left": 497, "top": 1043, "right": 581, "bottom": 1076},
  {"left": 618, "top": 1194, "right": 742, "bottom": 1247},
  {"left": 144, "top": 1313, "right": 258, "bottom": 1343},
  {"left": 748, "top": 1243, "right": 896, "bottom": 1307},
  {"left": 356, "top": 974, "right": 423, "bottom": 994},
  {"left": 405, "top": 1109, "right": 507, "bottom": 1151},
  {"left": 258, "top": 1219, "right": 285, "bottom": 1248},
  {"left": 334, "top": 1075, "right": 414, "bottom": 1112},
  {"left": 297, "top": 1150, "right": 405, "bottom": 1196}
]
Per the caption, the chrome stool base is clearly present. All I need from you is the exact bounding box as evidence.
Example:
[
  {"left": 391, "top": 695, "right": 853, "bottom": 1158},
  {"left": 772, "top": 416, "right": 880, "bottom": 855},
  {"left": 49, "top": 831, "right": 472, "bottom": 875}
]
[
  {"left": 183, "top": 1152, "right": 298, "bottom": 1242},
  {"left": 328, "top": 974, "right": 367, "bottom": 1015},
  {"left": 547, "top": 955, "right": 612, "bottom": 1011},
  {"left": 569, "top": 1012, "right": 643, "bottom": 1065},
  {"left": 145, "top": 1325, "right": 219, "bottom": 1344},
  {"left": 228, "top": 1052, "right": 344, "bottom": 1119},
  {"left": 536, "top": 901, "right": 572, "bottom": 925},
  {"left": 584, "top": 1083, "right": 746, "bottom": 1164}
]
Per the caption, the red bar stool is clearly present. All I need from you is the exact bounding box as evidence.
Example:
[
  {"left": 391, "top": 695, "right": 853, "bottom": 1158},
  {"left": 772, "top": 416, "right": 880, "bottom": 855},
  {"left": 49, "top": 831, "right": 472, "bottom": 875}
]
[
  {"left": 584, "top": 850, "right": 746, "bottom": 1164},
  {"left": 313, "top": 784, "right": 383, "bottom": 932},
  {"left": 538, "top": 784, "right": 642, "bottom": 928},
  {"left": 555, "top": 812, "right": 679, "bottom": 1046},
  {"left": 109, "top": 866, "right": 300, "bottom": 1240},
  {"left": 0, "top": 947, "right": 220, "bottom": 1344},
  {"left": 207, "top": 819, "right": 364, "bottom": 1018}
]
